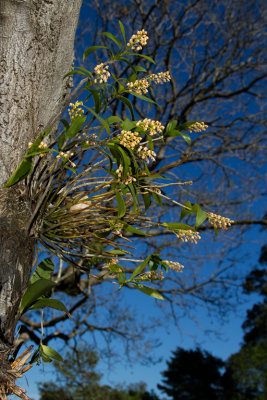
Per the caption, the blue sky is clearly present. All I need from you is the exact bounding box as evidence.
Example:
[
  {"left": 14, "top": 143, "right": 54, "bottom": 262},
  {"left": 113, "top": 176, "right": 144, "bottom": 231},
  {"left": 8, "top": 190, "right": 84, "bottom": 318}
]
[
  {"left": 21, "top": 269, "right": 261, "bottom": 400},
  {"left": 21, "top": 223, "right": 264, "bottom": 399}
]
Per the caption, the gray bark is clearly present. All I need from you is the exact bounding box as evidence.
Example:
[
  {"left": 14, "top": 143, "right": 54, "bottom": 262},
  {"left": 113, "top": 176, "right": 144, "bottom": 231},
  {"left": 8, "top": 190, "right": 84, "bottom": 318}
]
[{"left": 0, "top": 0, "right": 82, "bottom": 386}]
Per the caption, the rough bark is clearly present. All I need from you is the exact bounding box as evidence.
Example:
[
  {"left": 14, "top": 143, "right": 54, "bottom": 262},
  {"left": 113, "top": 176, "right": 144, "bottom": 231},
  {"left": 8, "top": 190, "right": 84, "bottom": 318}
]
[{"left": 0, "top": 0, "right": 82, "bottom": 387}]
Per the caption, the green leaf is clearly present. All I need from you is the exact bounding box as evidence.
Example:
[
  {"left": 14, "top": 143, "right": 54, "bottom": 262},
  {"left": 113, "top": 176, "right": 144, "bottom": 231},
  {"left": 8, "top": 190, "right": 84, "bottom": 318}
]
[
  {"left": 134, "top": 66, "right": 147, "bottom": 73},
  {"left": 57, "top": 133, "right": 65, "bottom": 150},
  {"left": 129, "top": 255, "right": 151, "bottom": 281},
  {"left": 85, "top": 106, "right": 110, "bottom": 136},
  {"left": 107, "top": 143, "right": 122, "bottom": 167},
  {"left": 130, "top": 91, "right": 156, "bottom": 104},
  {"left": 151, "top": 192, "right": 163, "bottom": 207},
  {"left": 88, "top": 89, "right": 102, "bottom": 114},
  {"left": 180, "top": 201, "right": 193, "bottom": 221},
  {"left": 65, "top": 115, "right": 86, "bottom": 139},
  {"left": 29, "top": 298, "right": 70, "bottom": 316},
  {"left": 146, "top": 133, "right": 154, "bottom": 150},
  {"left": 162, "top": 222, "right": 193, "bottom": 231},
  {"left": 107, "top": 250, "right": 126, "bottom": 255},
  {"left": 4, "top": 158, "right": 33, "bottom": 187},
  {"left": 116, "top": 145, "right": 130, "bottom": 177},
  {"left": 117, "top": 96, "right": 135, "bottom": 120},
  {"left": 178, "top": 131, "right": 191, "bottom": 145},
  {"left": 132, "top": 283, "right": 164, "bottom": 300},
  {"left": 127, "top": 182, "right": 139, "bottom": 209},
  {"left": 177, "top": 121, "right": 197, "bottom": 131},
  {"left": 142, "top": 192, "right": 151, "bottom": 211},
  {"left": 60, "top": 119, "right": 69, "bottom": 130},
  {"left": 128, "top": 72, "right": 137, "bottom": 83},
  {"left": 195, "top": 206, "right": 207, "bottom": 228},
  {"left": 166, "top": 120, "right": 177, "bottom": 133},
  {"left": 166, "top": 129, "right": 191, "bottom": 145},
  {"left": 121, "top": 118, "right": 136, "bottom": 131},
  {"left": 30, "top": 258, "right": 54, "bottom": 284},
  {"left": 20, "top": 279, "right": 56, "bottom": 314},
  {"left": 39, "top": 349, "right": 52, "bottom": 363},
  {"left": 127, "top": 52, "right": 155, "bottom": 64},
  {"left": 149, "top": 254, "right": 164, "bottom": 271},
  {"left": 180, "top": 202, "right": 207, "bottom": 228},
  {"left": 43, "top": 128, "right": 52, "bottom": 138},
  {"left": 83, "top": 45, "right": 108, "bottom": 61},
  {"left": 116, "top": 190, "right": 126, "bottom": 218},
  {"left": 75, "top": 67, "right": 93, "bottom": 78},
  {"left": 119, "top": 21, "right": 126, "bottom": 45},
  {"left": 40, "top": 344, "right": 64, "bottom": 363},
  {"left": 64, "top": 70, "right": 89, "bottom": 78},
  {"left": 102, "top": 32, "right": 123, "bottom": 49},
  {"left": 124, "top": 223, "right": 148, "bottom": 236},
  {"left": 118, "top": 81, "right": 126, "bottom": 93},
  {"left": 106, "top": 116, "right": 122, "bottom": 124}
]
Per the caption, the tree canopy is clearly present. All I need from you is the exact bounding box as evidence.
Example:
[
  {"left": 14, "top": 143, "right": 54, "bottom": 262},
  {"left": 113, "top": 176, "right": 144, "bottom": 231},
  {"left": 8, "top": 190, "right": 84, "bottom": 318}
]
[{"left": 38, "top": 346, "right": 159, "bottom": 400}]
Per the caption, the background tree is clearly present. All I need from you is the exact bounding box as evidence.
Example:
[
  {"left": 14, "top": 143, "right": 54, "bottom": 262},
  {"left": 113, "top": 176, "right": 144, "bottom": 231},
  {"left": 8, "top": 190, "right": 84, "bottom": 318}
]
[
  {"left": 15, "top": 0, "right": 267, "bottom": 358},
  {"left": 157, "top": 245, "right": 267, "bottom": 400},
  {"left": 38, "top": 346, "right": 160, "bottom": 400},
  {"left": 157, "top": 347, "right": 231, "bottom": 400},
  {"left": 226, "top": 244, "right": 267, "bottom": 399}
]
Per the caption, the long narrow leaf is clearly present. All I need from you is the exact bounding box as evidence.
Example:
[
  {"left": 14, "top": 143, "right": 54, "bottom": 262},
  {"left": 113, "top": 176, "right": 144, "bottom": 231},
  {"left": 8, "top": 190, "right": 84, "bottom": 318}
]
[
  {"left": 117, "top": 95, "right": 135, "bottom": 120},
  {"left": 116, "top": 190, "right": 126, "bottom": 218},
  {"left": 119, "top": 21, "right": 126, "bottom": 45},
  {"left": 83, "top": 45, "right": 108, "bottom": 61},
  {"left": 102, "top": 32, "right": 123, "bottom": 49},
  {"left": 132, "top": 283, "right": 164, "bottom": 300},
  {"left": 129, "top": 255, "right": 151, "bottom": 281},
  {"left": 4, "top": 158, "right": 33, "bottom": 187}
]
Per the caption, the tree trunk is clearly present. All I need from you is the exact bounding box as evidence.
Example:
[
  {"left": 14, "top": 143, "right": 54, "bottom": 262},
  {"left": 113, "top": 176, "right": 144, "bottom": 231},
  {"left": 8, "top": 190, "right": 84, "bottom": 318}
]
[{"left": 0, "top": 0, "right": 82, "bottom": 386}]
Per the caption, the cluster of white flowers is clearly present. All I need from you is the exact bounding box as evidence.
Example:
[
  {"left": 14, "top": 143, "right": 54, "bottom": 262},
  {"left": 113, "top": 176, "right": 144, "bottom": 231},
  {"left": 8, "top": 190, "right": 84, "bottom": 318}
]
[
  {"left": 118, "top": 130, "right": 142, "bottom": 150},
  {"left": 38, "top": 141, "right": 48, "bottom": 150},
  {"left": 207, "top": 212, "right": 234, "bottom": 229},
  {"left": 127, "top": 78, "right": 150, "bottom": 95},
  {"left": 77, "top": 132, "right": 97, "bottom": 146},
  {"left": 150, "top": 186, "right": 161, "bottom": 194},
  {"left": 112, "top": 221, "right": 124, "bottom": 236},
  {"left": 56, "top": 150, "right": 76, "bottom": 167},
  {"left": 68, "top": 101, "right": 84, "bottom": 120},
  {"left": 126, "top": 29, "right": 149, "bottom": 51},
  {"left": 136, "top": 118, "right": 164, "bottom": 135},
  {"left": 116, "top": 164, "right": 136, "bottom": 185},
  {"left": 28, "top": 141, "right": 48, "bottom": 157},
  {"left": 38, "top": 141, "right": 48, "bottom": 157},
  {"left": 127, "top": 71, "right": 171, "bottom": 95},
  {"left": 104, "top": 258, "right": 119, "bottom": 268},
  {"left": 105, "top": 259, "right": 124, "bottom": 278},
  {"left": 137, "top": 145, "right": 156, "bottom": 162},
  {"left": 94, "top": 63, "right": 110, "bottom": 83},
  {"left": 164, "top": 260, "right": 184, "bottom": 272},
  {"left": 175, "top": 229, "right": 201, "bottom": 244},
  {"left": 136, "top": 270, "right": 164, "bottom": 281},
  {"left": 116, "top": 164, "right": 123, "bottom": 178},
  {"left": 188, "top": 122, "right": 208, "bottom": 133},
  {"left": 123, "top": 175, "right": 137, "bottom": 185},
  {"left": 149, "top": 71, "right": 171, "bottom": 84},
  {"left": 85, "top": 133, "right": 97, "bottom": 146}
]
